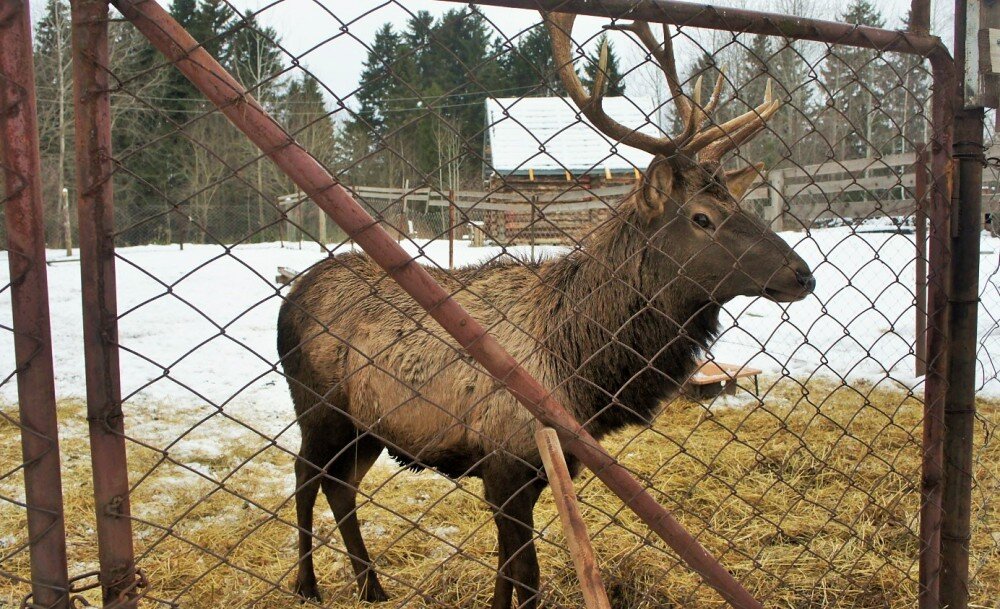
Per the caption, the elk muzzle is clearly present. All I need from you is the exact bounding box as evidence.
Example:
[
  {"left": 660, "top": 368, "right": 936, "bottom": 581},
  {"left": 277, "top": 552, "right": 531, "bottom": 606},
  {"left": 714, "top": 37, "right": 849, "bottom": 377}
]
[{"left": 762, "top": 258, "right": 815, "bottom": 303}]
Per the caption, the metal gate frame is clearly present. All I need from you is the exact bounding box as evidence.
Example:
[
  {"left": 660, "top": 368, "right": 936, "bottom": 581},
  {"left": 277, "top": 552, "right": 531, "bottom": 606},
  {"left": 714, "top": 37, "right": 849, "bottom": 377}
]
[
  {"left": 0, "top": 0, "right": 69, "bottom": 607},
  {"left": 0, "top": 0, "right": 984, "bottom": 607}
]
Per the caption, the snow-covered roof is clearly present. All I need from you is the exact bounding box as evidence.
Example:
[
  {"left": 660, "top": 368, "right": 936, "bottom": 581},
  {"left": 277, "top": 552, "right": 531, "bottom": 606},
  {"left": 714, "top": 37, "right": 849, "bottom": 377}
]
[{"left": 485, "top": 96, "right": 665, "bottom": 176}]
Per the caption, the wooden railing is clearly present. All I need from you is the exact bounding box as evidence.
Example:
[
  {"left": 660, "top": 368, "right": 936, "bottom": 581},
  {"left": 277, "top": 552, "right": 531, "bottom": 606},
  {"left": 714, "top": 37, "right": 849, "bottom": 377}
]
[{"left": 279, "top": 152, "right": 935, "bottom": 239}]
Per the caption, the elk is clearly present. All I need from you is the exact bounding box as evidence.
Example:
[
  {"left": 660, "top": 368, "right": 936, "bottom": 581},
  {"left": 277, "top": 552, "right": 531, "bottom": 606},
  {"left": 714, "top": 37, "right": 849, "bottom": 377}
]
[{"left": 278, "top": 12, "right": 814, "bottom": 609}]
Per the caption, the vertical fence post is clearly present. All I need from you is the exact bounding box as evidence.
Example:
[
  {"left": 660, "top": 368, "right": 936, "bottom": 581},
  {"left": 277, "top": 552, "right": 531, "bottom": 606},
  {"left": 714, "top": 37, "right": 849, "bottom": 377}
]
[
  {"left": 0, "top": 1, "right": 71, "bottom": 606},
  {"left": 939, "top": 3, "right": 982, "bottom": 607},
  {"left": 768, "top": 169, "right": 785, "bottom": 232},
  {"left": 914, "top": 149, "right": 929, "bottom": 377},
  {"left": 71, "top": 0, "right": 139, "bottom": 605},
  {"left": 448, "top": 190, "right": 455, "bottom": 270},
  {"left": 61, "top": 187, "right": 73, "bottom": 256},
  {"left": 530, "top": 194, "right": 538, "bottom": 259},
  {"left": 940, "top": 0, "right": 985, "bottom": 597},
  {"left": 317, "top": 193, "right": 326, "bottom": 249},
  {"left": 940, "top": 104, "right": 983, "bottom": 609},
  {"left": 400, "top": 179, "right": 409, "bottom": 242},
  {"left": 920, "top": 49, "right": 957, "bottom": 609},
  {"left": 296, "top": 190, "right": 304, "bottom": 249}
]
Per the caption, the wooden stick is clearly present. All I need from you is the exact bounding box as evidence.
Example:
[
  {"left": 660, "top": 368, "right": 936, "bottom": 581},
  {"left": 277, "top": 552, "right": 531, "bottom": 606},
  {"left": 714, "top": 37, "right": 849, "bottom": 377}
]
[{"left": 535, "top": 428, "right": 612, "bottom": 609}]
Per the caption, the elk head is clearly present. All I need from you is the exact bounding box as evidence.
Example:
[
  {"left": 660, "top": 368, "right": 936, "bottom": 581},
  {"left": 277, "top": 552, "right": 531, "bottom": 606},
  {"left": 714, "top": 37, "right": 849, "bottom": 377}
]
[{"left": 544, "top": 13, "right": 815, "bottom": 304}]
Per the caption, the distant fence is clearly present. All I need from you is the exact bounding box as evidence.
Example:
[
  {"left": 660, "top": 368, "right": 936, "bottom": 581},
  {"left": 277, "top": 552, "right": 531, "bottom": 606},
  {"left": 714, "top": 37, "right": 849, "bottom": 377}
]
[{"left": 278, "top": 151, "right": 962, "bottom": 249}]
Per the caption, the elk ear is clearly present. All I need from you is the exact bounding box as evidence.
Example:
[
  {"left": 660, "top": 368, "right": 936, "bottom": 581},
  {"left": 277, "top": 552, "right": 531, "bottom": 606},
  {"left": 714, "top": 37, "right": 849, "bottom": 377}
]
[
  {"left": 639, "top": 158, "right": 675, "bottom": 221},
  {"left": 725, "top": 162, "right": 765, "bottom": 200}
]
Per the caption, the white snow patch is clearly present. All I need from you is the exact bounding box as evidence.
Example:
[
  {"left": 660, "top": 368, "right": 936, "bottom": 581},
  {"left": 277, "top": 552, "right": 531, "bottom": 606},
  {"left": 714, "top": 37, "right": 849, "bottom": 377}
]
[{"left": 2, "top": 230, "right": 999, "bottom": 457}]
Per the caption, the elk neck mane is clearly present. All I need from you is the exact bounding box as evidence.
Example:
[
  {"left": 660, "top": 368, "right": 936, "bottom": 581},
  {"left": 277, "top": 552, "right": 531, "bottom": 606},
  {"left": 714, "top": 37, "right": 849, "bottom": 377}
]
[{"left": 529, "top": 189, "right": 722, "bottom": 439}]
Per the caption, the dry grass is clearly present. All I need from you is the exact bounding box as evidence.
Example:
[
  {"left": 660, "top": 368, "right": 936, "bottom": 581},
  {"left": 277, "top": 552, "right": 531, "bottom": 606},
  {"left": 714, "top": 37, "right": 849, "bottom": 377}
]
[{"left": 2, "top": 378, "right": 998, "bottom": 608}]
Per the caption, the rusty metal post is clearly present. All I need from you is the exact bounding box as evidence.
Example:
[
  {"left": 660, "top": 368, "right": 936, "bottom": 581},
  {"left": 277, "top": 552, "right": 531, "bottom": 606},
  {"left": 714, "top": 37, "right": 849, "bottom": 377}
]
[
  {"left": 71, "top": 0, "right": 138, "bottom": 605},
  {"left": 920, "top": 49, "right": 958, "bottom": 609},
  {"left": 940, "top": 104, "right": 983, "bottom": 609},
  {"left": 111, "top": 1, "right": 765, "bottom": 606},
  {"left": 0, "top": 1, "right": 70, "bottom": 606},
  {"left": 940, "top": 1, "right": 984, "bottom": 605},
  {"left": 914, "top": 149, "right": 929, "bottom": 377}
]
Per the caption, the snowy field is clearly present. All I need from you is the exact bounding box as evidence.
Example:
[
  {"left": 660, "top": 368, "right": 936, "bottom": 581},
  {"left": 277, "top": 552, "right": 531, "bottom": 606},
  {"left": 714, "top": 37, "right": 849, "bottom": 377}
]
[{"left": 2, "top": 228, "right": 999, "bottom": 459}]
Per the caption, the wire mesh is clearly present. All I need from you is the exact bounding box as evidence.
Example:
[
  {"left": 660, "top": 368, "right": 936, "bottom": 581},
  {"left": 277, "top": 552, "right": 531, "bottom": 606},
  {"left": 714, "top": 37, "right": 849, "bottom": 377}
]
[{"left": 1, "top": 0, "right": 996, "bottom": 607}]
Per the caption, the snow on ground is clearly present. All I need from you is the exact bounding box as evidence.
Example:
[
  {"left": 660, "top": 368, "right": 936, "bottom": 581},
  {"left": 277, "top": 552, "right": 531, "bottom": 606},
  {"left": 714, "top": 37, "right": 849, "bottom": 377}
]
[{"left": 2, "top": 229, "right": 999, "bottom": 455}]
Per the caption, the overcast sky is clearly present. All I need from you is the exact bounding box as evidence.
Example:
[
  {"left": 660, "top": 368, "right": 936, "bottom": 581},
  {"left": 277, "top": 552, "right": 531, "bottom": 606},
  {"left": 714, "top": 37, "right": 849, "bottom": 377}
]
[{"left": 31, "top": 0, "right": 956, "bottom": 106}]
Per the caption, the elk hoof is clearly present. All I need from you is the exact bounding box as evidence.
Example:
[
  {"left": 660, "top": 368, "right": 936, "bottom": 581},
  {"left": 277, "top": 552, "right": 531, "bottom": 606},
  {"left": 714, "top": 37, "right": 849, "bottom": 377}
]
[
  {"left": 293, "top": 579, "right": 322, "bottom": 603},
  {"left": 361, "top": 579, "right": 389, "bottom": 603}
]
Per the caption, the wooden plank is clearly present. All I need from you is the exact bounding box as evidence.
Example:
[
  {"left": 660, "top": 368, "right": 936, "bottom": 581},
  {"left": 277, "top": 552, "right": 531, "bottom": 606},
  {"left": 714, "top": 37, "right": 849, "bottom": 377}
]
[
  {"left": 432, "top": 199, "right": 613, "bottom": 213},
  {"left": 687, "top": 361, "right": 762, "bottom": 386},
  {"left": 780, "top": 152, "right": 916, "bottom": 180},
  {"left": 768, "top": 169, "right": 785, "bottom": 231},
  {"left": 979, "top": 27, "right": 1000, "bottom": 74},
  {"left": 535, "top": 428, "right": 612, "bottom": 609},
  {"left": 275, "top": 266, "right": 298, "bottom": 285},
  {"left": 786, "top": 173, "right": 916, "bottom": 196}
]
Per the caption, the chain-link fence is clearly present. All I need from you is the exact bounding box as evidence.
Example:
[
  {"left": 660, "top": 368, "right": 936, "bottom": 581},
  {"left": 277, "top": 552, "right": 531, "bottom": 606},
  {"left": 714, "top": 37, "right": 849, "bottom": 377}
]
[{"left": 2, "top": 0, "right": 996, "bottom": 608}]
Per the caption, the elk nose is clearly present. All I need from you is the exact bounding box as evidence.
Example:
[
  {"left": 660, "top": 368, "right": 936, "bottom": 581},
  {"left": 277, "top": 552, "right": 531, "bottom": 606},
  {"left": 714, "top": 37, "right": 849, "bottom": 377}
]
[{"left": 796, "top": 270, "right": 816, "bottom": 293}]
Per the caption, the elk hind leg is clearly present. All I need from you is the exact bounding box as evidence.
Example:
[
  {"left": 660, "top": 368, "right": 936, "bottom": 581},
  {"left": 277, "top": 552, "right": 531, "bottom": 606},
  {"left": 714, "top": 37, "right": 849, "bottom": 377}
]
[
  {"left": 321, "top": 433, "right": 389, "bottom": 602},
  {"left": 293, "top": 440, "right": 326, "bottom": 601}
]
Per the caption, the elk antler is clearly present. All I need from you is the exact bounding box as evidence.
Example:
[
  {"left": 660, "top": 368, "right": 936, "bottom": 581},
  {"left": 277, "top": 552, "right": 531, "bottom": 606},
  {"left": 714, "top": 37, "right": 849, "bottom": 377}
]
[
  {"left": 543, "top": 12, "right": 685, "bottom": 156},
  {"left": 542, "top": 12, "right": 780, "bottom": 164}
]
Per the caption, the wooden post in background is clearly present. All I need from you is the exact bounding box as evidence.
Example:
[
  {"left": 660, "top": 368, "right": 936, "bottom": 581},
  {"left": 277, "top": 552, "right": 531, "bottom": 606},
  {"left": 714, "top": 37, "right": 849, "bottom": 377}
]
[
  {"left": 317, "top": 192, "right": 326, "bottom": 250},
  {"left": 60, "top": 187, "right": 72, "bottom": 255},
  {"left": 768, "top": 169, "right": 785, "bottom": 231},
  {"left": 400, "top": 178, "right": 409, "bottom": 242},
  {"left": 535, "top": 428, "right": 612, "bottom": 609},
  {"left": 296, "top": 188, "right": 304, "bottom": 249},
  {"left": 914, "top": 148, "right": 929, "bottom": 377},
  {"left": 530, "top": 194, "right": 538, "bottom": 260},
  {"left": 448, "top": 189, "right": 455, "bottom": 270}
]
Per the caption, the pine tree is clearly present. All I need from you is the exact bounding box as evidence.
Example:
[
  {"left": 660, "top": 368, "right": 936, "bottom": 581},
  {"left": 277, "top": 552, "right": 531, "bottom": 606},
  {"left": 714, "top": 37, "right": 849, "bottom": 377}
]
[
  {"left": 502, "top": 25, "right": 561, "bottom": 96},
  {"left": 816, "top": 0, "right": 892, "bottom": 160},
  {"left": 886, "top": 9, "right": 932, "bottom": 153},
  {"left": 192, "top": 0, "right": 235, "bottom": 60},
  {"left": 286, "top": 76, "right": 336, "bottom": 163},
  {"left": 354, "top": 10, "right": 516, "bottom": 187},
  {"left": 768, "top": 37, "right": 819, "bottom": 164},
  {"left": 229, "top": 10, "right": 285, "bottom": 104},
  {"left": 170, "top": 0, "right": 198, "bottom": 27},
  {"left": 580, "top": 34, "right": 626, "bottom": 96},
  {"left": 356, "top": 23, "right": 404, "bottom": 132}
]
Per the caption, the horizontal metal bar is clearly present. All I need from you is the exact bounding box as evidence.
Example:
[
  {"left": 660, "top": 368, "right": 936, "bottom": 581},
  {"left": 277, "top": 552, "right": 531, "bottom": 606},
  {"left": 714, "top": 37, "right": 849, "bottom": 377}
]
[{"left": 444, "top": 0, "right": 947, "bottom": 56}]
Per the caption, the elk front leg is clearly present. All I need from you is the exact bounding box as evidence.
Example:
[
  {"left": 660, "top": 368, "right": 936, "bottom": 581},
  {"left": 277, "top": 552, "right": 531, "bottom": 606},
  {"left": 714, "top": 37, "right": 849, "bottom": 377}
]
[{"left": 484, "top": 464, "right": 545, "bottom": 609}]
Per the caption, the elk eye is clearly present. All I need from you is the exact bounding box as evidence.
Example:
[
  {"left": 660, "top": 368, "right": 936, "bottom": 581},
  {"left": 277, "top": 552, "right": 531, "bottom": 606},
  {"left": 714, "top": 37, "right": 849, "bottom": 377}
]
[{"left": 692, "top": 213, "right": 713, "bottom": 229}]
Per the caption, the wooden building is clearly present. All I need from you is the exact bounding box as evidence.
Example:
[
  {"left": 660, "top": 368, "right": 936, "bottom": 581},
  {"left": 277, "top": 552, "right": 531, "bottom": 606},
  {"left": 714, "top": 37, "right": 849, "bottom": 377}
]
[{"left": 481, "top": 96, "right": 664, "bottom": 244}]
